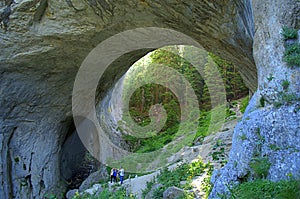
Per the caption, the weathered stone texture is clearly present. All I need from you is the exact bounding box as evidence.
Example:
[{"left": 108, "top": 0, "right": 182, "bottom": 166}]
[
  {"left": 1, "top": 0, "right": 298, "bottom": 198},
  {"left": 209, "top": 0, "right": 300, "bottom": 197}
]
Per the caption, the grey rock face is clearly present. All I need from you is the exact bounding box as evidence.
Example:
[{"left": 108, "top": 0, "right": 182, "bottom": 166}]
[
  {"left": 210, "top": 93, "right": 300, "bottom": 197},
  {"left": 1, "top": 0, "right": 297, "bottom": 198},
  {"left": 66, "top": 189, "right": 78, "bottom": 199},
  {"left": 209, "top": 1, "right": 300, "bottom": 198}
]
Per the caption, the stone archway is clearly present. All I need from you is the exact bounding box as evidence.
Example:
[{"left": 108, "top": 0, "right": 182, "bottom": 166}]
[{"left": 0, "top": 0, "right": 299, "bottom": 198}]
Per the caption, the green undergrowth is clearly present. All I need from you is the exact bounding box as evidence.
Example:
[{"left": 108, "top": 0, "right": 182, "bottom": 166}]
[
  {"left": 126, "top": 96, "right": 248, "bottom": 153},
  {"left": 142, "top": 159, "right": 213, "bottom": 199},
  {"left": 225, "top": 179, "right": 300, "bottom": 199},
  {"left": 282, "top": 26, "right": 300, "bottom": 67},
  {"left": 240, "top": 96, "right": 249, "bottom": 113},
  {"left": 72, "top": 186, "right": 136, "bottom": 199}
]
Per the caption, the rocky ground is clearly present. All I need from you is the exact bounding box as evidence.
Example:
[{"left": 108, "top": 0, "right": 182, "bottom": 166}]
[{"left": 66, "top": 103, "right": 243, "bottom": 199}]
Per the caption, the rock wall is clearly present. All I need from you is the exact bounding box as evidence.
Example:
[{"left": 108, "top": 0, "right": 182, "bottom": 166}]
[
  {"left": 2, "top": 0, "right": 294, "bottom": 198},
  {"left": 210, "top": 0, "right": 300, "bottom": 197}
]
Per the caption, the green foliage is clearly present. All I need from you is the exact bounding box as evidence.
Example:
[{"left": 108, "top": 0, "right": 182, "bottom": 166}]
[
  {"left": 195, "top": 111, "right": 211, "bottom": 139},
  {"left": 240, "top": 96, "right": 249, "bottom": 113},
  {"left": 283, "top": 43, "right": 300, "bottom": 67},
  {"left": 239, "top": 134, "right": 247, "bottom": 141},
  {"left": 14, "top": 157, "right": 20, "bottom": 163},
  {"left": 152, "top": 187, "right": 164, "bottom": 198},
  {"left": 122, "top": 46, "right": 248, "bottom": 153},
  {"left": 249, "top": 157, "right": 271, "bottom": 179},
  {"left": 211, "top": 140, "right": 227, "bottom": 167},
  {"left": 73, "top": 187, "right": 136, "bottom": 199},
  {"left": 229, "top": 179, "right": 300, "bottom": 199},
  {"left": 142, "top": 179, "right": 155, "bottom": 198},
  {"left": 281, "top": 26, "right": 298, "bottom": 40},
  {"left": 259, "top": 97, "right": 265, "bottom": 107},
  {"left": 266, "top": 73, "right": 274, "bottom": 82},
  {"left": 201, "top": 164, "right": 214, "bottom": 199},
  {"left": 274, "top": 92, "right": 300, "bottom": 108},
  {"left": 281, "top": 79, "right": 290, "bottom": 91},
  {"left": 208, "top": 53, "right": 249, "bottom": 101},
  {"left": 281, "top": 27, "right": 300, "bottom": 67},
  {"left": 226, "top": 107, "right": 236, "bottom": 118},
  {"left": 142, "top": 159, "right": 213, "bottom": 199},
  {"left": 44, "top": 193, "right": 58, "bottom": 199},
  {"left": 134, "top": 124, "right": 179, "bottom": 153},
  {"left": 269, "top": 144, "right": 281, "bottom": 151}
]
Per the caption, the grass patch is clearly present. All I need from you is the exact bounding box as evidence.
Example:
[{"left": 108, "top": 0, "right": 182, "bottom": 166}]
[
  {"left": 229, "top": 179, "right": 300, "bottom": 199},
  {"left": 240, "top": 96, "right": 249, "bottom": 113}
]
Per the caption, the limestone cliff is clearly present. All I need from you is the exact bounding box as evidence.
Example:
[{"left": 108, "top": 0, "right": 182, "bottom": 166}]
[
  {"left": 0, "top": 0, "right": 298, "bottom": 198},
  {"left": 210, "top": 0, "right": 300, "bottom": 197}
]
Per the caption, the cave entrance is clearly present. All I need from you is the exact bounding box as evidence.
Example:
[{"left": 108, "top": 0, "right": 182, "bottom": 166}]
[
  {"left": 88, "top": 43, "right": 251, "bottom": 175},
  {"left": 70, "top": 27, "right": 255, "bottom": 191},
  {"left": 60, "top": 118, "right": 101, "bottom": 189}
]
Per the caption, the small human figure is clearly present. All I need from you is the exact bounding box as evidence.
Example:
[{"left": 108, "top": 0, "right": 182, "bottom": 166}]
[
  {"left": 113, "top": 168, "right": 118, "bottom": 183},
  {"left": 119, "top": 166, "right": 125, "bottom": 185},
  {"left": 110, "top": 168, "right": 115, "bottom": 183}
]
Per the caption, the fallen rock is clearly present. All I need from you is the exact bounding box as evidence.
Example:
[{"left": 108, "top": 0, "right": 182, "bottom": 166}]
[
  {"left": 84, "top": 184, "right": 102, "bottom": 195},
  {"left": 79, "top": 169, "right": 108, "bottom": 192},
  {"left": 66, "top": 189, "right": 78, "bottom": 199},
  {"left": 163, "top": 186, "right": 185, "bottom": 199}
]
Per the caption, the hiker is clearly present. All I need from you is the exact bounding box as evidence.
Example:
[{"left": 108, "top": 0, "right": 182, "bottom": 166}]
[
  {"left": 110, "top": 168, "right": 115, "bottom": 183},
  {"left": 119, "top": 167, "right": 125, "bottom": 184},
  {"left": 113, "top": 168, "right": 118, "bottom": 183}
]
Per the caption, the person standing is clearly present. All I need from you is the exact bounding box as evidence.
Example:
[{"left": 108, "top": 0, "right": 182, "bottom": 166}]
[
  {"left": 113, "top": 168, "right": 118, "bottom": 183},
  {"left": 119, "top": 167, "right": 125, "bottom": 185},
  {"left": 110, "top": 168, "right": 115, "bottom": 183}
]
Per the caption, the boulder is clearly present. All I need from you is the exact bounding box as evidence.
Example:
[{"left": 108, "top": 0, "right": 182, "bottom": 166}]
[
  {"left": 84, "top": 184, "right": 102, "bottom": 195},
  {"left": 66, "top": 189, "right": 78, "bottom": 199},
  {"left": 79, "top": 169, "right": 108, "bottom": 192},
  {"left": 163, "top": 186, "right": 185, "bottom": 199}
]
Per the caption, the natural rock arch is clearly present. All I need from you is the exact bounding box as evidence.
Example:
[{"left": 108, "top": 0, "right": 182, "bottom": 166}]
[{"left": 0, "top": 0, "right": 299, "bottom": 198}]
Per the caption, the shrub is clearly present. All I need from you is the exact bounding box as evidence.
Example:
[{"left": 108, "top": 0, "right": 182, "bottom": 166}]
[
  {"left": 281, "top": 79, "right": 290, "bottom": 91},
  {"left": 259, "top": 97, "right": 265, "bottom": 107},
  {"left": 283, "top": 43, "right": 300, "bottom": 67},
  {"left": 281, "top": 26, "right": 298, "bottom": 40},
  {"left": 249, "top": 157, "right": 271, "bottom": 179}
]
